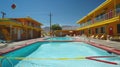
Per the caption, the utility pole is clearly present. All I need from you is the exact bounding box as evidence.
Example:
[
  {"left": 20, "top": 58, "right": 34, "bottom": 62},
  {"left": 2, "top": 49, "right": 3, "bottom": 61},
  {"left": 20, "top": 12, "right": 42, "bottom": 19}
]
[
  {"left": 49, "top": 12, "right": 52, "bottom": 36},
  {"left": 1, "top": 11, "right": 6, "bottom": 19}
]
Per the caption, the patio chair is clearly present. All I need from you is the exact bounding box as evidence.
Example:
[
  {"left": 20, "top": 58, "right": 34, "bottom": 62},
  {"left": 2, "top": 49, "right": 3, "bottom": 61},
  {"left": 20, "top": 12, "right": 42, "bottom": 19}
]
[
  {"left": 90, "top": 35, "right": 95, "bottom": 38},
  {"left": 100, "top": 34, "right": 107, "bottom": 40},
  {"left": 95, "top": 34, "right": 99, "bottom": 39},
  {"left": 110, "top": 36, "right": 120, "bottom": 41}
]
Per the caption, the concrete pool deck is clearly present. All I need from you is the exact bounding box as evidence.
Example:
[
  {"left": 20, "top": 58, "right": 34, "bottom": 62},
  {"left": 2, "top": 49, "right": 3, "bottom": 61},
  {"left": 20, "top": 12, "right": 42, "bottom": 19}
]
[
  {"left": 0, "top": 38, "right": 45, "bottom": 55},
  {"left": 0, "top": 37, "right": 120, "bottom": 55},
  {"left": 74, "top": 36, "right": 120, "bottom": 50}
]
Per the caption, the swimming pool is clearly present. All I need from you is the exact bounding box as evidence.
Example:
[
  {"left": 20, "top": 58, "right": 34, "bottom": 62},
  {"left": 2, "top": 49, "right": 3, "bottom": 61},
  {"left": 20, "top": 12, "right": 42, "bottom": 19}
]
[{"left": 1, "top": 41, "right": 120, "bottom": 67}]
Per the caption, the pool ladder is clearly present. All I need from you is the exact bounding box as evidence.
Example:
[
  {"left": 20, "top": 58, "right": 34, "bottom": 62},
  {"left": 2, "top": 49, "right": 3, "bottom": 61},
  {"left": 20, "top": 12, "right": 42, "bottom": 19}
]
[{"left": 0, "top": 57, "right": 14, "bottom": 67}]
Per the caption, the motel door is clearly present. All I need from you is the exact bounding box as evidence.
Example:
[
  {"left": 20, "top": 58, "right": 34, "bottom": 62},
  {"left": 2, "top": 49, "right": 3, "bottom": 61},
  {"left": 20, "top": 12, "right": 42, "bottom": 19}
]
[
  {"left": 109, "top": 26, "right": 113, "bottom": 35},
  {"left": 17, "top": 29, "right": 21, "bottom": 40},
  {"left": 30, "top": 30, "right": 33, "bottom": 38}
]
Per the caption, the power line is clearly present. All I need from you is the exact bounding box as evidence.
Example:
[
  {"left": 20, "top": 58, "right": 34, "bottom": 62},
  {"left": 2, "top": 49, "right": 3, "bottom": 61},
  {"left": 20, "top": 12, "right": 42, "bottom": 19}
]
[{"left": 1, "top": 11, "right": 6, "bottom": 18}]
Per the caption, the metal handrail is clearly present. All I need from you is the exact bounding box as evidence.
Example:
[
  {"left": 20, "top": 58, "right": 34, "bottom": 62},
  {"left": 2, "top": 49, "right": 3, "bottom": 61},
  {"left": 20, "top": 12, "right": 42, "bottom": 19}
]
[
  {"left": 79, "top": 9, "right": 120, "bottom": 28},
  {"left": 0, "top": 57, "right": 14, "bottom": 67}
]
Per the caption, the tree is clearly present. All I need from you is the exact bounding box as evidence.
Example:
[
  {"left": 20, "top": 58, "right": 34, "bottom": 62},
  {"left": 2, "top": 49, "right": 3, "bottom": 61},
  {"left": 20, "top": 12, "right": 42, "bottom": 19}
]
[{"left": 51, "top": 24, "right": 62, "bottom": 31}]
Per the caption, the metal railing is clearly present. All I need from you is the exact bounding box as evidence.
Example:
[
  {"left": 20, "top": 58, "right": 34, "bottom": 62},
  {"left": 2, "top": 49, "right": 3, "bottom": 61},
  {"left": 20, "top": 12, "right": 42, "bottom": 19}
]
[{"left": 80, "top": 8, "right": 120, "bottom": 28}]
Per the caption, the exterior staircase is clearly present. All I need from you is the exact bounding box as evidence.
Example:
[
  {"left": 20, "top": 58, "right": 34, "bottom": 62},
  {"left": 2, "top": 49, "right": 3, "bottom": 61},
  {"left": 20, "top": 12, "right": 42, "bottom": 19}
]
[{"left": 1, "top": 28, "right": 11, "bottom": 42}]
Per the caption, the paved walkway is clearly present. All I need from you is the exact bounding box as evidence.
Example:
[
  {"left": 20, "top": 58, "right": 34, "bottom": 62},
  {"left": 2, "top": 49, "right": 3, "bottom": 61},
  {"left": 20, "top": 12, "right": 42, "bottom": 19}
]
[
  {"left": 0, "top": 40, "right": 27, "bottom": 50},
  {"left": 75, "top": 36, "right": 120, "bottom": 50},
  {"left": 0, "top": 38, "right": 44, "bottom": 52}
]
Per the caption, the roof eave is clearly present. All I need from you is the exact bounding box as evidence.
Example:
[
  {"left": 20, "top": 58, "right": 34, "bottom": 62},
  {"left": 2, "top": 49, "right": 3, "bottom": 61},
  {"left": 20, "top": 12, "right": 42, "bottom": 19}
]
[{"left": 76, "top": 0, "right": 112, "bottom": 24}]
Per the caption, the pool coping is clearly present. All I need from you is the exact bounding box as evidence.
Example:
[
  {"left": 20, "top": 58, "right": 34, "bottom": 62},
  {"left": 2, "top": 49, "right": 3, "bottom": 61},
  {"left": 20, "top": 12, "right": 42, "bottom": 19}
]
[
  {"left": 84, "top": 41, "right": 120, "bottom": 55},
  {"left": 0, "top": 37, "right": 120, "bottom": 56}
]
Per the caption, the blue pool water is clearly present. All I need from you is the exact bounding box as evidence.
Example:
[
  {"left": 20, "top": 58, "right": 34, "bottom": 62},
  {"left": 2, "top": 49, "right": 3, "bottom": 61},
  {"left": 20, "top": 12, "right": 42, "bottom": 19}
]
[
  {"left": 45, "top": 37, "right": 73, "bottom": 41},
  {"left": 12, "top": 42, "right": 120, "bottom": 67}
]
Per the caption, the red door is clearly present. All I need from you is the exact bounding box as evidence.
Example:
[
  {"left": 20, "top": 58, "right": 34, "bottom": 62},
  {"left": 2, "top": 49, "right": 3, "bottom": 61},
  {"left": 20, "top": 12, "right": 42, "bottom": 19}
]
[{"left": 109, "top": 26, "right": 113, "bottom": 35}]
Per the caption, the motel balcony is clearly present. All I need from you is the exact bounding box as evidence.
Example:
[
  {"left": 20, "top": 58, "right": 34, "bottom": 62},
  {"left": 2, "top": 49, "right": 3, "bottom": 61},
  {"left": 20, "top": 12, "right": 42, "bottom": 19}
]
[{"left": 78, "top": 9, "right": 120, "bottom": 29}]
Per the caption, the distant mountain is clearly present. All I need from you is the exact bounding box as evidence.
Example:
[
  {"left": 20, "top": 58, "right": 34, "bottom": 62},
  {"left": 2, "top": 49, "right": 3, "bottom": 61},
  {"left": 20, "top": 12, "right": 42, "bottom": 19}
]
[
  {"left": 42, "top": 27, "right": 50, "bottom": 33},
  {"left": 62, "top": 25, "right": 78, "bottom": 30},
  {"left": 42, "top": 25, "right": 79, "bottom": 33}
]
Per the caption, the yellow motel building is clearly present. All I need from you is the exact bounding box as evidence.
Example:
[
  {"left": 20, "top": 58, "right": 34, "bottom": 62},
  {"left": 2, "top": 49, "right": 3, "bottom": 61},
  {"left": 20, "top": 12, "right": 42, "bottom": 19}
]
[
  {"left": 0, "top": 17, "right": 42, "bottom": 42},
  {"left": 77, "top": 0, "right": 120, "bottom": 40},
  {"left": 54, "top": 30, "right": 79, "bottom": 37}
]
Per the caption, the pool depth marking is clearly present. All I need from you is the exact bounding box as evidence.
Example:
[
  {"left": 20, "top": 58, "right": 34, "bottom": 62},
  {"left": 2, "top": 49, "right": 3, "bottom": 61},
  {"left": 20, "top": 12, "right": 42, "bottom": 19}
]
[
  {"left": 86, "top": 56, "right": 120, "bottom": 65},
  {"left": 0, "top": 56, "right": 86, "bottom": 61},
  {"left": 0, "top": 56, "right": 119, "bottom": 65}
]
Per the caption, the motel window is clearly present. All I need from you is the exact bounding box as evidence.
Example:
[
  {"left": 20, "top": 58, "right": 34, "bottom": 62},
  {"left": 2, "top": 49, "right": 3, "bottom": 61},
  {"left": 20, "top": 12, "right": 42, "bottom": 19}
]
[
  {"left": 116, "top": 4, "right": 120, "bottom": 14},
  {"left": 117, "top": 24, "right": 120, "bottom": 33},
  {"left": 100, "top": 27, "right": 105, "bottom": 33},
  {"left": 89, "top": 29, "right": 91, "bottom": 34},
  {"left": 100, "top": 13, "right": 105, "bottom": 20},
  {"left": 79, "top": 31, "right": 81, "bottom": 35},
  {"left": 95, "top": 15, "right": 101, "bottom": 22},
  {"left": 95, "top": 15, "right": 99, "bottom": 21},
  {"left": 87, "top": 19, "right": 91, "bottom": 25},
  {"left": 84, "top": 23, "right": 86, "bottom": 26},
  {"left": 80, "top": 24, "right": 82, "bottom": 27},
  {"left": 20, "top": 29, "right": 24, "bottom": 34},
  {"left": 81, "top": 30, "right": 84, "bottom": 34},
  {"left": 0, "top": 31, "right": 4, "bottom": 39},
  {"left": 36, "top": 25, "right": 39, "bottom": 28},
  {"left": 83, "top": 23, "right": 85, "bottom": 26},
  {"left": 14, "top": 28, "right": 17, "bottom": 34},
  {"left": 95, "top": 28, "right": 99, "bottom": 34},
  {"left": 89, "top": 20, "right": 91, "bottom": 25},
  {"left": 29, "top": 22, "right": 32, "bottom": 26},
  {"left": 95, "top": 14, "right": 104, "bottom": 21}
]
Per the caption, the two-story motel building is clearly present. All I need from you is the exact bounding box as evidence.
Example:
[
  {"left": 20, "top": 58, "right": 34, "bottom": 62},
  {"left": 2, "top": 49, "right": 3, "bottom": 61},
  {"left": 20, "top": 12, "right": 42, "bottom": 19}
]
[
  {"left": 77, "top": 0, "right": 120, "bottom": 40},
  {"left": 0, "top": 17, "right": 42, "bottom": 42}
]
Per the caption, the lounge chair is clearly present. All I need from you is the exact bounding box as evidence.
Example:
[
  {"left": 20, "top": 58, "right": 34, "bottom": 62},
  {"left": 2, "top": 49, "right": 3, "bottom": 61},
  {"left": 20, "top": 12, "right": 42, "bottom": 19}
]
[
  {"left": 90, "top": 35, "right": 95, "bottom": 38},
  {"left": 100, "top": 34, "right": 107, "bottom": 40},
  {"left": 110, "top": 36, "right": 120, "bottom": 41},
  {"left": 95, "top": 34, "right": 100, "bottom": 39}
]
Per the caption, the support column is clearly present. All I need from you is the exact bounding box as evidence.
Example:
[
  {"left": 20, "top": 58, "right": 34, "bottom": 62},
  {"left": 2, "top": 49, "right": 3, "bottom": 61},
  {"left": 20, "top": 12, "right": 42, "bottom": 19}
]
[{"left": 10, "top": 25, "right": 12, "bottom": 41}]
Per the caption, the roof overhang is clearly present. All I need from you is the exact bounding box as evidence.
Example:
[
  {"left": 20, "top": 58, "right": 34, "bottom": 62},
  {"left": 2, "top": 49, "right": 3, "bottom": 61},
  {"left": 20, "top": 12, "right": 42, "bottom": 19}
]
[
  {"left": 11, "top": 17, "right": 43, "bottom": 26},
  {"left": 76, "top": 0, "right": 112, "bottom": 24}
]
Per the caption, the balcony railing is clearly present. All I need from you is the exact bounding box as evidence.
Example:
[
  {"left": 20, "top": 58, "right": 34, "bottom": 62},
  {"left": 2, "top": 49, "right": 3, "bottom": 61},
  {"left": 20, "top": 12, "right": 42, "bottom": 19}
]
[{"left": 79, "top": 8, "right": 120, "bottom": 28}]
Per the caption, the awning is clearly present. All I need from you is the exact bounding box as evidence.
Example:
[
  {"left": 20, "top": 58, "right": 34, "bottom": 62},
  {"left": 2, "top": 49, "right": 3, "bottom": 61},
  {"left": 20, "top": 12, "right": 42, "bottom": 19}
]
[
  {"left": 77, "top": 0, "right": 112, "bottom": 24},
  {"left": 0, "top": 22, "right": 22, "bottom": 27}
]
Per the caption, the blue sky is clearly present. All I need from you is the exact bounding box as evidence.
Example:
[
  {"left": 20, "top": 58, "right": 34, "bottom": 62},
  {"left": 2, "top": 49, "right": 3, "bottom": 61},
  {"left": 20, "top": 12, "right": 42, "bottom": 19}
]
[{"left": 0, "top": 0, "right": 105, "bottom": 27}]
